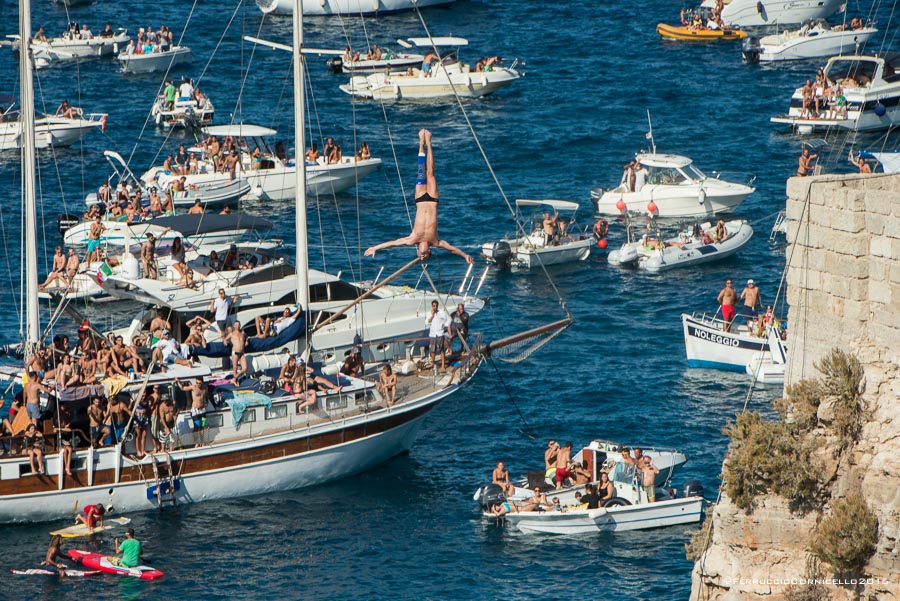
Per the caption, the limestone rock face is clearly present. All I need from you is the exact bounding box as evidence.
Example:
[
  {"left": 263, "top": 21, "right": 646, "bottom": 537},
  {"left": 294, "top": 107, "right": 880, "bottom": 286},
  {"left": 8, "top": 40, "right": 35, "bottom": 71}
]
[{"left": 690, "top": 174, "right": 900, "bottom": 601}]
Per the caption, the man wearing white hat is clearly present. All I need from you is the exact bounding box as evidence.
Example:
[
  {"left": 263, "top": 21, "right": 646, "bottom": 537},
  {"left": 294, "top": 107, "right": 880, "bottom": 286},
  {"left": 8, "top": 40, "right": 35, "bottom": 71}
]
[{"left": 740, "top": 279, "right": 763, "bottom": 318}]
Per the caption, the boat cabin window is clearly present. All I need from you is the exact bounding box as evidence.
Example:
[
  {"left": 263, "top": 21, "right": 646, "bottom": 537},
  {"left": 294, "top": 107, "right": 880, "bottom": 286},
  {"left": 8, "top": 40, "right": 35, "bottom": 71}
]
[
  {"left": 241, "top": 408, "right": 257, "bottom": 423},
  {"left": 205, "top": 413, "right": 224, "bottom": 428},
  {"left": 309, "top": 280, "right": 365, "bottom": 303},
  {"left": 684, "top": 164, "right": 706, "bottom": 180},
  {"left": 646, "top": 166, "right": 688, "bottom": 185},
  {"left": 258, "top": 158, "right": 277, "bottom": 170},
  {"left": 265, "top": 404, "right": 288, "bottom": 420}
]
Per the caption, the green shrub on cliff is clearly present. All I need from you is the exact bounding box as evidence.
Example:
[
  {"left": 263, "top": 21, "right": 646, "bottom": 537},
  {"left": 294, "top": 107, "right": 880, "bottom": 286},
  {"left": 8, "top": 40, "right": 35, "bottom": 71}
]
[
  {"left": 722, "top": 411, "right": 822, "bottom": 512},
  {"left": 809, "top": 493, "right": 878, "bottom": 577},
  {"left": 814, "top": 349, "right": 866, "bottom": 454},
  {"left": 774, "top": 378, "right": 821, "bottom": 431}
]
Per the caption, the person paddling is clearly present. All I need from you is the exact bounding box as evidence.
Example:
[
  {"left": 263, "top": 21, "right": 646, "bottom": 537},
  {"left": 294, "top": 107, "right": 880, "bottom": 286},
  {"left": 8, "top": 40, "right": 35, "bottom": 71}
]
[{"left": 109, "top": 528, "right": 141, "bottom": 568}]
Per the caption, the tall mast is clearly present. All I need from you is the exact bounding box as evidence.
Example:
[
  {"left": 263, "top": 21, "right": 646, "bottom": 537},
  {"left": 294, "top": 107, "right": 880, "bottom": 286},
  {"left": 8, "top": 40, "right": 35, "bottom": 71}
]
[
  {"left": 19, "top": 0, "right": 40, "bottom": 357},
  {"left": 291, "top": 0, "right": 309, "bottom": 312}
]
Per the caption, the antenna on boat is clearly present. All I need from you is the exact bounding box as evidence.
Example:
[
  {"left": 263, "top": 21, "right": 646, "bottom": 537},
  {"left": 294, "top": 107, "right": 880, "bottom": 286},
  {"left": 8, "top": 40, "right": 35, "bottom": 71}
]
[{"left": 645, "top": 109, "right": 656, "bottom": 154}]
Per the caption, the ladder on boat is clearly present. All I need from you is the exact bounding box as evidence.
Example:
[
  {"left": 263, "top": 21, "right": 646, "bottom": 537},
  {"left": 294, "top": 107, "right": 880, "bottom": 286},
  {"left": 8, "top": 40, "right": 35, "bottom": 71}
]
[
  {"left": 770, "top": 210, "right": 788, "bottom": 241},
  {"left": 149, "top": 452, "right": 179, "bottom": 509}
]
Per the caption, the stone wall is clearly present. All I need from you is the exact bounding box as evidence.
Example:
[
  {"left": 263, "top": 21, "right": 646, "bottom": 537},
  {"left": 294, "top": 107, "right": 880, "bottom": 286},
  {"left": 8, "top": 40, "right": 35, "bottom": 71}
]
[{"left": 689, "top": 173, "right": 900, "bottom": 601}]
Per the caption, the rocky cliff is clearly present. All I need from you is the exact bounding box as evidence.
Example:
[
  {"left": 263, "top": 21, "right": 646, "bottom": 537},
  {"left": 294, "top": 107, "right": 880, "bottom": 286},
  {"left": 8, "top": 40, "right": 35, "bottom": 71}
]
[{"left": 689, "top": 173, "right": 900, "bottom": 601}]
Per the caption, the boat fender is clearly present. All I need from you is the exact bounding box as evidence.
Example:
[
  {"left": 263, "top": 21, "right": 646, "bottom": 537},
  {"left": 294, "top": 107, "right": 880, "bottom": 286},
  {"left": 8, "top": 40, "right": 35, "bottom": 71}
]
[
  {"left": 698, "top": 188, "right": 706, "bottom": 205},
  {"left": 601, "top": 497, "right": 632, "bottom": 508},
  {"left": 596, "top": 238, "right": 608, "bottom": 250},
  {"left": 875, "top": 102, "right": 887, "bottom": 117},
  {"left": 480, "top": 74, "right": 488, "bottom": 87},
  {"left": 587, "top": 508, "right": 608, "bottom": 519},
  {"left": 593, "top": 219, "right": 609, "bottom": 238},
  {"left": 57, "top": 213, "right": 81, "bottom": 235},
  {"left": 615, "top": 198, "right": 627, "bottom": 212},
  {"left": 756, "top": 1, "right": 764, "bottom": 15},
  {"left": 646, "top": 201, "right": 658, "bottom": 215}
]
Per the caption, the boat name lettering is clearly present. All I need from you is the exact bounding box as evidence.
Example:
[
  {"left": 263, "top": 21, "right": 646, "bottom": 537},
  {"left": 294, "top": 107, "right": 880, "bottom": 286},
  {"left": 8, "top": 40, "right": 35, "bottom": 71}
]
[{"left": 690, "top": 327, "right": 739, "bottom": 347}]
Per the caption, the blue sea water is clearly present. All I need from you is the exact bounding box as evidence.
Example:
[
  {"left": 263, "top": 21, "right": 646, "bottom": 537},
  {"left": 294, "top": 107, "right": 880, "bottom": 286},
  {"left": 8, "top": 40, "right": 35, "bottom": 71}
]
[{"left": 0, "top": 0, "right": 895, "bottom": 598}]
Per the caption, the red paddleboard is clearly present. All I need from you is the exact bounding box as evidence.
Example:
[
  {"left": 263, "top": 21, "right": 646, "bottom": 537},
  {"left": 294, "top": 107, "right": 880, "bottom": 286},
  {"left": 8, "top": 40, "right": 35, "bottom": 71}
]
[{"left": 67, "top": 549, "right": 163, "bottom": 580}]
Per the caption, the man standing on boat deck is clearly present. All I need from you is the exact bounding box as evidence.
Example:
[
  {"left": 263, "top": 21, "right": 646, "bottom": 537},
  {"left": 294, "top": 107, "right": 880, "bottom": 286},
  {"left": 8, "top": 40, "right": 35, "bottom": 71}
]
[
  {"left": 740, "top": 279, "right": 763, "bottom": 318},
  {"left": 717, "top": 278, "right": 738, "bottom": 332},
  {"left": 24, "top": 372, "right": 53, "bottom": 426},
  {"left": 141, "top": 233, "right": 158, "bottom": 280},
  {"left": 426, "top": 300, "right": 450, "bottom": 370},
  {"left": 364, "top": 130, "right": 474, "bottom": 264},
  {"left": 163, "top": 80, "right": 176, "bottom": 111}
]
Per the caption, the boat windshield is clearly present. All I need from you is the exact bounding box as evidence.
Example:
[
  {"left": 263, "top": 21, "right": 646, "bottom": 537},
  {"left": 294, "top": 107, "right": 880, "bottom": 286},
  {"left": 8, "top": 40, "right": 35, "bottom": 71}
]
[
  {"left": 647, "top": 166, "right": 688, "bottom": 185},
  {"left": 684, "top": 164, "right": 706, "bottom": 180},
  {"left": 826, "top": 58, "right": 879, "bottom": 87},
  {"left": 610, "top": 461, "right": 638, "bottom": 484}
]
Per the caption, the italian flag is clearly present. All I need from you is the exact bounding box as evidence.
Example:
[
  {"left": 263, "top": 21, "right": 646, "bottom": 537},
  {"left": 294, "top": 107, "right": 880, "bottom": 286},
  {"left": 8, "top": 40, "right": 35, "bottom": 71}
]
[{"left": 95, "top": 262, "right": 112, "bottom": 285}]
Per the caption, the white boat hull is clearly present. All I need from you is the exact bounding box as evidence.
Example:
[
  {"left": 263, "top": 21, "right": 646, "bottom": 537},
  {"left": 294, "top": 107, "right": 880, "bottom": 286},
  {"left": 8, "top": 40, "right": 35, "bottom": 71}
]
[
  {"left": 501, "top": 496, "right": 704, "bottom": 534},
  {"left": 594, "top": 182, "right": 752, "bottom": 218},
  {"left": 482, "top": 234, "right": 593, "bottom": 268},
  {"left": 682, "top": 312, "right": 771, "bottom": 371},
  {"left": 118, "top": 47, "right": 192, "bottom": 74},
  {"left": 34, "top": 34, "right": 130, "bottom": 59},
  {"left": 746, "top": 352, "right": 785, "bottom": 384},
  {"left": 702, "top": 0, "right": 843, "bottom": 26},
  {"left": 63, "top": 221, "right": 252, "bottom": 247},
  {"left": 757, "top": 27, "right": 876, "bottom": 62},
  {"left": 609, "top": 220, "right": 752, "bottom": 272},
  {"left": 257, "top": 0, "right": 455, "bottom": 16},
  {"left": 0, "top": 115, "right": 104, "bottom": 150},
  {"left": 341, "top": 65, "right": 521, "bottom": 100}
]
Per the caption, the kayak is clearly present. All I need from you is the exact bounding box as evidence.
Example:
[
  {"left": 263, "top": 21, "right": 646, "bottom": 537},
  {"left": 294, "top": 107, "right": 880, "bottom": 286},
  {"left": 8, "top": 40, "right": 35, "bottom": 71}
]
[
  {"left": 657, "top": 23, "right": 747, "bottom": 41},
  {"left": 67, "top": 550, "right": 163, "bottom": 580},
  {"left": 51, "top": 517, "right": 132, "bottom": 539},
  {"left": 11, "top": 568, "right": 101, "bottom": 577}
]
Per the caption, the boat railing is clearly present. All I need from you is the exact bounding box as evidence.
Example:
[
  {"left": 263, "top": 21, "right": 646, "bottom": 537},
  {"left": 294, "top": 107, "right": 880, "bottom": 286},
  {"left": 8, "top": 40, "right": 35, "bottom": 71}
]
[
  {"left": 688, "top": 310, "right": 727, "bottom": 330},
  {"left": 707, "top": 170, "right": 756, "bottom": 188}
]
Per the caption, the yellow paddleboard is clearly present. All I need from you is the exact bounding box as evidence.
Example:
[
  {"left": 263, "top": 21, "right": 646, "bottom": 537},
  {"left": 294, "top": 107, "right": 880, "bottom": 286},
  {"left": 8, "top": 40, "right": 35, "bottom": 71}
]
[
  {"left": 656, "top": 23, "right": 747, "bottom": 41},
  {"left": 50, "top": 517, "right": 131, "bottom": 539},
  {"left": 11, "top": 407, "right": 30, "bottom": 436}
]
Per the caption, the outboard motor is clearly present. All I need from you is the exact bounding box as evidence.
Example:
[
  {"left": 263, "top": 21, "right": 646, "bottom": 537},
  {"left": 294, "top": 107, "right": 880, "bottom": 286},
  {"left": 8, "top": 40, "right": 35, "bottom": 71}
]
[
  {"left": 474, "top": 483, "right": 507, "bottom": 511},
  {"left": 590, "top": 185, "right": 605, "bottom": 211},
  {"left": 57, "top": 213, "right": 81, "bottom": 235},
  {"left": 326, "top": 57, "right": 344, "bottom": 73},
  {"left": 742, "top": 37, "right": 761, "bottom": 65},
  {"left": 488, "top": 241, "right": 513, "bottom": 269},
  {"left": 683, "top": 480, "right": 705, "bottom": 498}
]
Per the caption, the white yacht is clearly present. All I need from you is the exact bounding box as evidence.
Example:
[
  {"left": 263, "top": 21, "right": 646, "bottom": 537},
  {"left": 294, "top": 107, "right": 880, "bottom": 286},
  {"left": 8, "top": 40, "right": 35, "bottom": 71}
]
[
  {"left": 481, "top": 199, "right": 595, "bottom": 268},
  {"left": 591, "top": 152, "right": 755, "bottom": 218},
  {"left": 0, "top": 104, "right": 105, "bottom": 151},
  {"left": 141, "top": 124, "right": 382, "bottom": 199},
  {"left": 151, "top": 90, "right": 214, "bottom": 129},
  {"left": 742, "top": 20, "right": 876, "bottom": 63},
  {"left": 771, "top": 53, "right": 900, "bottom": 133},
  {"left": 340, "top": 38, "right": 522, "bottom": 100},
  {"left": 700, "top": 0, "right": 844, "bottom": 26},
  {"left": 256, "top": 0, "right": 456, "bottom": 16},
  {"left": 118, "top": 44, "right": 192, "bottom": 74}
]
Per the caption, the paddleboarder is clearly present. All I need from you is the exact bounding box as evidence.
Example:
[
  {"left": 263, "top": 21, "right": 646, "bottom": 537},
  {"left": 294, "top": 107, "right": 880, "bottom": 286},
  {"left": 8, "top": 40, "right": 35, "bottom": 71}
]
[
  {"left": 41, "top": 535, "right": 68, "bottom": 574},
  {"left": 109, "top": 528, "right": 141, "bottom": 568},
  {"left": 74, "top": 503, "right": 105, "bottom": 532}
]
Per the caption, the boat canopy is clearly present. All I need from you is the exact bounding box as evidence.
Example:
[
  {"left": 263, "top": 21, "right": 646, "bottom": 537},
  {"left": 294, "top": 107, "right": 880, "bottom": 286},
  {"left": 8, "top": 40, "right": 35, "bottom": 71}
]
[
  {"left": 202, "top": 124, "right": 277, "bottom": 138},
  {"left": 634, "top": 153, "right": 693, "bottom": 168},
  {"left": 516, "top": 199, "right": 581, "bottom": 212},
  {"left": 136, "top": 212, "right": 273, "bottom": 235},
  {"left": 400, "top": 37, "right": 468, "bottom": 48}
]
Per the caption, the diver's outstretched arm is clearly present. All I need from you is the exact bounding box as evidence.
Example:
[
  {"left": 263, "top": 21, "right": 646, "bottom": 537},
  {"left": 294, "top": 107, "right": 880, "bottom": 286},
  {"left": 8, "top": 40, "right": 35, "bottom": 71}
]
[
  {"left": 364, "top": 236, "right": 416, "bottom": 257},
  {"left": 435, "top": 239, "right": 474, "bottom": 264}
]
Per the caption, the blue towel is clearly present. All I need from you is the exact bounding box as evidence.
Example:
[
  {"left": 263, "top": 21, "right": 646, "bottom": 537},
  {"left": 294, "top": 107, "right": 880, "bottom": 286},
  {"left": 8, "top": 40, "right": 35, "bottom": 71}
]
[{"left": 225, "top": 393, "right": 272, "bottom": 426}]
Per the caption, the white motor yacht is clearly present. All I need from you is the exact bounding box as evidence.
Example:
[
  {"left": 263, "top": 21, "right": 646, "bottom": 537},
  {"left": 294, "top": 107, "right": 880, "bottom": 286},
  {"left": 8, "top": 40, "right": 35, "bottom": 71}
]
[
  {"left": 700, "top": 0, "right": 843, "bottom": 26},
  {"left": 591, "top": 152, "right": 755, "bottom": 218},
  {"left": 340, "top": 38, "right": 522, "bottom": 100},
  {"left": 742, "top": 20, "right": 876, "bottom": 63},
  {"left": 481, "top": 199, "right": 595, "bottom": 268},
  {"left": 682, "top": 310, "right": 786, "bottom": 371},
  {"left": 771, "top": 53, "right": 900, "bottom": 133},
  {"left": 0, "top": 104, "right": 105, "bottom": 151},
  {"left": 608, "top": 219, "right": 753, "bottom": 272},
  {"left": 327, "top": 43, "right": 424, "bottom": 74},
  {"left": 141, "top": 124, "right": 381, "bottom": 199},
  {"left": 256, "top": 0, "right": 456, "bottom": 16},
  {"left": 151, "top": 90, "right": 214, "bottom": 129},
  {"left": 118, "top": 44, "right": 192, "bottom": 74}
]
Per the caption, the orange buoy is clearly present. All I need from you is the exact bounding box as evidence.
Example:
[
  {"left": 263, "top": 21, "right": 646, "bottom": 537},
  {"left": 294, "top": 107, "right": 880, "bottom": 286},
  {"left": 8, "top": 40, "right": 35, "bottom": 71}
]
[
  {"left": 647, "top": 201, "right": 658, "bottom": 215},
  {"left": 615, "top": 199, "right": 627, "bottom": 212},
  {"left": 597, "top": 238, "right": 608, "bottom": 250}
]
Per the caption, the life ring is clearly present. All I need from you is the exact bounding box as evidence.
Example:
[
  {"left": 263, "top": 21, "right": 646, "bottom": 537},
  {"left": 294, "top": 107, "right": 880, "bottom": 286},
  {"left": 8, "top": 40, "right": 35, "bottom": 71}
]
[{"left": 593, "top": 219, "right": 609, "bottom": 238}]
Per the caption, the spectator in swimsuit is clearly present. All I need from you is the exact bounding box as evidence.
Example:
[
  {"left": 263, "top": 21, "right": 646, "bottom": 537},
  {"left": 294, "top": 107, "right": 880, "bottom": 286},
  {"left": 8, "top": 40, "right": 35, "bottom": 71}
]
[{"left": 364, "top": 130, "right": 474, "bottom": 264}]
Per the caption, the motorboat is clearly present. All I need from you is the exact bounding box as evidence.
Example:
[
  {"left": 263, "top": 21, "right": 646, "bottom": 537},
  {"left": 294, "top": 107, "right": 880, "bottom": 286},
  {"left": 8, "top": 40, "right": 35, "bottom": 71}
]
[
  {"left": 340, "top": 38, "right": 522, "bottom": 100},
  {"left": 327, "top": 42, "right": 424, "bottom": 74},
  {"left": 62, "top": 212, "right": 274, "bottom": 248},
  {"left": 475, "top": 441, "right": 704, "bottom": 534},
  {"left": 746, "top": 325, "right": 788, "bottom": 384},
  {"left": 140, "top": 124, "right": 382, "bottom": 199},
  {"left": 481, "top": 199, "right": 595, "bottom": 269},
  {"left": 771, "top": 53, "right": 900, "bottom": 133},
  {"left": 699, "top": 0, "right": 844, "bottom": 27},
  {"left": 83, "top": 151, "right": 250, "bottom": 210},
  {"left": 151, "top": 89, "right": 214, "bottom": 130},
  {"left": 118, "top": 44, "right": 192, "bottom": 74},
  {"left": 682, "top": 310, "right": 786, "bottom": 371},
  {"left": 608, "top": 219, "right": 753, "bottom": 272},
  {"left": 256, "top": 0, "right": 456, "bottom": 16},
  {"left": 32, "top": 28, "right": 130, "bottom": 59},
  {"left": 656, "top": 23, "right": 747, "bottom": 41},
  {"left": 0, "top": 107, "right": 106, "bottom": 151},
  {"left": 591, "top": 152, "right": 755, "bottom": 219},
  {"left": 742, "top": 20, "right": 876, "bottom": 63}
]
